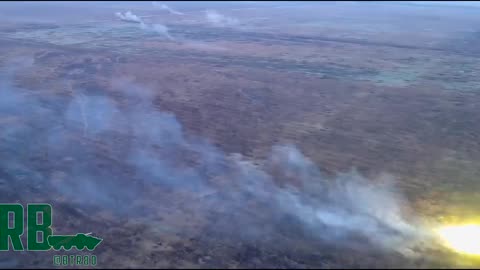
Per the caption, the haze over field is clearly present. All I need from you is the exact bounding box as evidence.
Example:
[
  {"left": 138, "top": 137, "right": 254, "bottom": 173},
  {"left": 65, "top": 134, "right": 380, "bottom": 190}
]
[{"left": 0, "top": 1, "right": 480, "bottom": 268}]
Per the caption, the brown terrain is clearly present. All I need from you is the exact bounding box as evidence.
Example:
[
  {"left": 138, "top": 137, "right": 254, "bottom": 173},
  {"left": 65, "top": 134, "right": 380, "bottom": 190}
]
[{"left": 0, "top": 1, "right": 480, "bottom": 268}]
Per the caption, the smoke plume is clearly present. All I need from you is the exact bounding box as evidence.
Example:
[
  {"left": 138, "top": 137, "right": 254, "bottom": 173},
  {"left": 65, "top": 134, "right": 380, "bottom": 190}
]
[
  {"left": 0, "top": 60, "right": 425, "bottom": 260},
  {"left": 115, "top": 10, "right": 173, "bottom": 40},
  {"left": 139, "top": 21, "right": 174, "bottom": 40},
  {"left": 152, "top": 2, "right": 184, "bottom": 15},
  {"left": 205, "top": 10, "right": 239, "bottom": 27},
  {"left": 115, "top": 11, "right": 142, "bottom": 23}
]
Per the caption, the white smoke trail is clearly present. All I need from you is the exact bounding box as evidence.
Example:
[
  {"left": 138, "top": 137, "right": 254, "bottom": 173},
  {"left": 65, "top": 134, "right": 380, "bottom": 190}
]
[
  {"left": 205, "top": 10, "right": 239, "bottom": 27},
  {"left": 115, "top": 11, "right": 142, "bottom": 23},
  {"left": 152, "top": 2, "right": 184, "bottom": 15},
  {"left": 115, "top": 11, "right": 174, "bottom": 40},
  {"left": 0, "top": 62, "right": 426, "bottom": 261},
  {"left": 139, "top": 21, "right": 174, "bottom": 40}
]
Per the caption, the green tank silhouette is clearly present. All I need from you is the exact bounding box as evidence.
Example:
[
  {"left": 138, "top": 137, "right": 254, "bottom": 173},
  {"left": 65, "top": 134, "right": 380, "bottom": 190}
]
[{"left": 47, "top": 233, "right": 102, "bottom": 251}]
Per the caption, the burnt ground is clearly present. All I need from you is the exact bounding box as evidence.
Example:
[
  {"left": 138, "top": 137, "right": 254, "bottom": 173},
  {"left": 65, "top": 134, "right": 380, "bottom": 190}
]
[{"left": 1, "top": 1, "right": 480, "bottom": 269}]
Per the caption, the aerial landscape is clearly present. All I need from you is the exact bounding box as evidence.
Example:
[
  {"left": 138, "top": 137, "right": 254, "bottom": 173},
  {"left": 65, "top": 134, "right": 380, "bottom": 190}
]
[{"left": 0, "top": 1, "right": 480, "bottom": 268}]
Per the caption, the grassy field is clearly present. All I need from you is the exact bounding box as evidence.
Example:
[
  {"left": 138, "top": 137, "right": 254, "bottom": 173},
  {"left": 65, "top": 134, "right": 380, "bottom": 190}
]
[{"left": 0, "top": 1, "right": 480, "bottom": 268}]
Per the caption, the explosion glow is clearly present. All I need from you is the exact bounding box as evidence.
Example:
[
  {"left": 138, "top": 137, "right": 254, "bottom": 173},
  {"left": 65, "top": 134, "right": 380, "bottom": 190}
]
[{"left": 436, "top": 224, "right": 480, "bottom": 256}]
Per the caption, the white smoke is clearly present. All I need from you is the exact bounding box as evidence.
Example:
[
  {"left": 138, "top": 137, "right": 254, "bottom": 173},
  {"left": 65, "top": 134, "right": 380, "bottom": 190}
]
[
  {"left": 139, "top": 21, "right": 174, "bottom": 40},
  {"left": 115, "top": 11, "right": 173, "bottom": 40},
  {"left": 228, "top": 144, "right": 422, "bottom": 252},
  {"left": 152, "top": 2, "right": 184, "bottom": 15},
  {"left": 115, "top": 11, "right": 142, "bottom": 23},
  {"left": 0, "top": 60, "right": 428, "bottom": 265},
  {"left": 205, "top": 10, "right": 239, "bottom": 27},
  {"left": 274, "top": 164, "right": 419, "bottom": 249}
]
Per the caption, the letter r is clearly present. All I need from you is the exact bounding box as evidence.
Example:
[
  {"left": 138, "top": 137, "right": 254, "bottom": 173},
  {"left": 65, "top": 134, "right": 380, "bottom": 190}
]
[{"left": 0, "top": 204, "right": 24, "bottom": 251}]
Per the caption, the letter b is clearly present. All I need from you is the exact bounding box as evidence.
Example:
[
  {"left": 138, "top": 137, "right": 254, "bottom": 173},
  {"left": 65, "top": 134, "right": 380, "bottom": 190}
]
[{"left": 28, "top": 204, "right": 52, "bottom": 251}]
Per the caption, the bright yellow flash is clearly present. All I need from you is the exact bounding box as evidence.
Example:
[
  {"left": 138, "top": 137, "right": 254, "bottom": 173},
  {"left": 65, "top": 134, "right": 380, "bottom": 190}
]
[{"left": 436, "top": 224, "right": 480, "bottom": 256}]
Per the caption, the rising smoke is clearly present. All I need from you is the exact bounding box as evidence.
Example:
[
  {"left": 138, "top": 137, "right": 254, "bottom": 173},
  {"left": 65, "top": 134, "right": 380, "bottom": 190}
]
[
  {"left": 139, "top": 22, "right": 174, "bottom": 40},
  {"left": 115, "top": 10, "right": 173, "bottom": 40},
  {"left": 0, "top": 59, "right": 425, "bottom": 258},
  {"left": 205, "top": 10, "right": 240, "bottom": 27},
  {"left": 152, "top": 2, "right": 185, "bottom": 15},
  {"left": 115, "top": 11, "right": 142, "bottom": 23}
]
